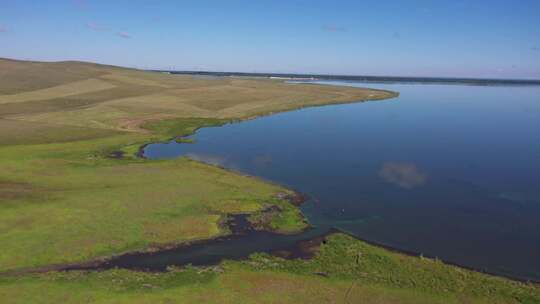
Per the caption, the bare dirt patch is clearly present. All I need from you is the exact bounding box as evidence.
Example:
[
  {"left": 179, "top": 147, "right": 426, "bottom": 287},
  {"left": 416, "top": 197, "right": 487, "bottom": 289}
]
[{"left": 0, "top": 181, "right": 38, "bottom": 201}]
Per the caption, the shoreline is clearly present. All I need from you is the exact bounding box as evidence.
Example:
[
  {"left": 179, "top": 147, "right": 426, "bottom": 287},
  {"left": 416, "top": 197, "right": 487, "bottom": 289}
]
[
  {"left": 0, "top": 81, "right": 396, "bottom": 277},
  {"left": 2, "top": 59, "right": 538, "bottom": 303},
  {"left": 10, "top": 98, "right": 535, "bottom": 284},
  {"left": 4, "top": 222, "right": 538, "bottom": 284},
  {"left": 2, "top": 76, "right": 536, "bottom": 284},
  {"left": 109, "top": 83, "right": 536, "bottom": 284},
  {"left": 131, "top": 83, "right": 540, "bottom": 284}
]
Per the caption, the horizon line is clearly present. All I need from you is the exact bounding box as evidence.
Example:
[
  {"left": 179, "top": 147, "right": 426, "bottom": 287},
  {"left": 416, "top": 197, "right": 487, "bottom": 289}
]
[
  {"left": 2, "top": 56, "right": 539, "bottom": 83},
  {"left": 157, "top": 69, "right": 540, "bottom": 85}
]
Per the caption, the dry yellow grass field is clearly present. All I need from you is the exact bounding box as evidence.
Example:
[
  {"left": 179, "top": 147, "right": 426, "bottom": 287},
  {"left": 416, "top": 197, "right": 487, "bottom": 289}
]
[{"left": 0, "top": 57, "right": 395, "bottom": 135}]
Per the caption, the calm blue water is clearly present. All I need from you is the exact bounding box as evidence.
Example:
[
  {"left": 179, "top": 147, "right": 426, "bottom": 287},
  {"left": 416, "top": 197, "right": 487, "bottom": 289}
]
[{"left": 145, "top": 81, "right": 540, "bottom": 281}]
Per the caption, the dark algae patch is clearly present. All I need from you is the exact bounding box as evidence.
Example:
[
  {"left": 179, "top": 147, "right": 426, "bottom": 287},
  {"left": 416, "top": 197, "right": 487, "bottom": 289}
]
[
  {"left": 276, "top": 191, "right": 309, "bottom": 206},
  {"left": 248, "top": 194, "right": 309, "bottom": 234},
  {"left": 107, "top": 150, "right": 125, "bottom": 159},
  {"left": 271, "top": 232, "right": 330, "bottom": 260}
]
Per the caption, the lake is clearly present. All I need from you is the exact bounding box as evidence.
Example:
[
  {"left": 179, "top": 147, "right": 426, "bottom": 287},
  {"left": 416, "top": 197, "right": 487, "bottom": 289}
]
[{"left": 144, "top": 80, "right": 540, "bottom": 281}]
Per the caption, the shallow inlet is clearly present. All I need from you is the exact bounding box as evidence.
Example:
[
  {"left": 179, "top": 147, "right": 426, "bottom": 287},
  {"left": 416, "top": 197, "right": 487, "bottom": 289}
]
[
  {"left": 138, "top": 81, "right": 540, "bottom": 281},
  {"left": 68, "top": 215, "right": 331, "bottom": 272}
]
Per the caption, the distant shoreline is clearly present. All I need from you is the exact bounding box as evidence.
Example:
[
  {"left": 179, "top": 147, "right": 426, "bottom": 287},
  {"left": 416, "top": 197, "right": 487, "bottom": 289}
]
[{"left": 157, "top": 70, "right": 540, "bottom": 86}]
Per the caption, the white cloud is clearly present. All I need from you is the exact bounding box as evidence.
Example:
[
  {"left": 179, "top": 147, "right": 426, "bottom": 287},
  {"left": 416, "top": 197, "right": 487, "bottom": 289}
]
[
  {"left": 116, "top": 31, "right": 132, "bottom": 39},
  {"left": 86, "top": 22, "right": 109, "bottom": 32}
]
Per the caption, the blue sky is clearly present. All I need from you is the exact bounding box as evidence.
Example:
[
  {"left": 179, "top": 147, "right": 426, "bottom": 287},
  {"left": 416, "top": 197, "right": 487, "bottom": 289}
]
[{"left": 1, "top": 0, "right": 539, "bottom": 78}]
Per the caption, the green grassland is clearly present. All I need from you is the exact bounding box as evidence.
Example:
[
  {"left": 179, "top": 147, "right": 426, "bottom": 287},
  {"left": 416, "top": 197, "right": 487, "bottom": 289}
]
[
  {"left": 1, "top": 234, "right": 538, "bottom": 304},
  {"left": 0, "top": 57, "right": 538, "bottom": 303},
  {"left": 0, "top": 57, "right": 393, "bottom": 271}
]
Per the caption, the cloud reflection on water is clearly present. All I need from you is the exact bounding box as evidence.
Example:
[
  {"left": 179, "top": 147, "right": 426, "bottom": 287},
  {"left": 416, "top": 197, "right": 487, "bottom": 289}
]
[{"left": 379, "top": 162, "right": 427, "bottom": 189}]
